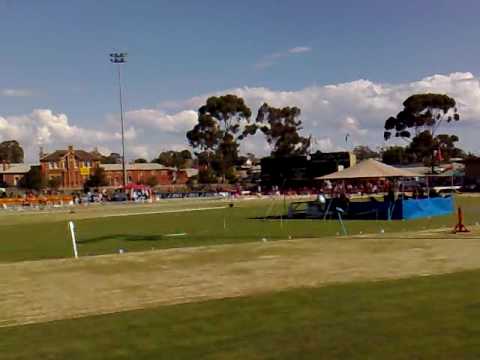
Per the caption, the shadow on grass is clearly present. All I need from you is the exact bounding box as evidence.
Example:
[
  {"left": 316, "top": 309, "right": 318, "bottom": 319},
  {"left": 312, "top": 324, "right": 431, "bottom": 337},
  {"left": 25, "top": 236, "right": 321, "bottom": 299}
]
[
  {"left": 78, "top": 234, "right": 165, "bottom": 244},
  {"left": 248, "top": 215, "right": 380, "bottom": 221}
]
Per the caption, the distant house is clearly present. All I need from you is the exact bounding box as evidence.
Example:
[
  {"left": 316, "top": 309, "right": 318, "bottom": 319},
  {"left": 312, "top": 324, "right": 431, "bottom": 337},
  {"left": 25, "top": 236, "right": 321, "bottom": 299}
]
[
  {"left": 0, "top": 162, "right": 32, "bottom": 187},
  {"left": 237, "top": 162, "right": 261, "bottom": 184},
  {"left": 175, "top": 168, "right": 199, "bottom": 185},
  {"left": 38, "top": 145, "right": 200, "bottom": 189},
  {"left": 40, "top": 146, "right": 101, "bottom": 189}
]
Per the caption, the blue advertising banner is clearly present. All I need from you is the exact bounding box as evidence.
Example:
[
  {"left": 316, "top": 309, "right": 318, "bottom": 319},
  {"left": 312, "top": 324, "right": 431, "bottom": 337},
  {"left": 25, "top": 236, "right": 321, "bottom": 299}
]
[{"left": 402, "top": 196, "right": 454, "bottom": 220}]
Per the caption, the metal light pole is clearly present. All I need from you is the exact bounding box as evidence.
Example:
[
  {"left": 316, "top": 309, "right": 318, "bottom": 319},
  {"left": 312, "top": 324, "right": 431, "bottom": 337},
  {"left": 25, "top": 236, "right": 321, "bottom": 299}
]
[{"left": 109, "top": 52, "right": 128, "bottom": 188}]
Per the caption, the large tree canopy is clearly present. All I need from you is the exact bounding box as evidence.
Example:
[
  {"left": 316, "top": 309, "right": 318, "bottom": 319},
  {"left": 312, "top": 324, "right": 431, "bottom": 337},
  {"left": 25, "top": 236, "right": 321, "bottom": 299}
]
[
  {"left": 246, "top": 103, "right": 310, "bottom": 157},
  {"left": 18, "top": 166, "right": 43, "bottom": 190},
  {"left": 407, "top": 131, "right": 465, "bottom": 163},
  {"left": 381, "top": 146, "right": 412, "bottom": 165},
  {"left": 0, "top": 140, "right": 24, "bottom": 163},
  {"left": 435, "top": 134, "right": 465, "bottom": 160},
  {"left": 153, "top": 150, "right": 192, "bottom": 168},
  {"left": 381, "top": 133, "right": 465, "bottom": 166},
  {"left": 187, "top": 95, "right": 252, "bottom": 181},
  {"left": 187, "top": 95, "right": 252, "bottom": 151},
  {"left": 384, "top": 93, "right": 461, "bottom": 169},
  {"left": 101, "top": 153, "right": 122, "bottom": 164},
  {"left": 384, "top": 93, "right": 459, "bottom": 141}
]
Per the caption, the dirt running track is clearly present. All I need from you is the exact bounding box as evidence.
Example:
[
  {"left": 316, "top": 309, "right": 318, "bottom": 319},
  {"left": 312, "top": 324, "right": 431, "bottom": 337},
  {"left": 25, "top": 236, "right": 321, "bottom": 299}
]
[{"left": 2, "top": 229, "right": 480, "bottom": 327}]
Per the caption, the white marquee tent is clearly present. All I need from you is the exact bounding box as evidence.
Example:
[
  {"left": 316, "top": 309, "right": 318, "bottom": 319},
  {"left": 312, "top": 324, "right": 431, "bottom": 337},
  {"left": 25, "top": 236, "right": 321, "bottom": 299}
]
[{"left": 316, "top": 159, "right": 419, "bottom": 180}]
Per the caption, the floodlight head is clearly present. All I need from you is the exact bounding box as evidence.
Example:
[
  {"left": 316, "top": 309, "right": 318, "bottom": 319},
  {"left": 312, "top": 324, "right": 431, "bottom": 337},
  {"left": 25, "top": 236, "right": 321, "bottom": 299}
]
[{"left": 109, "top": 52, "right": 128, "bottom": 63}]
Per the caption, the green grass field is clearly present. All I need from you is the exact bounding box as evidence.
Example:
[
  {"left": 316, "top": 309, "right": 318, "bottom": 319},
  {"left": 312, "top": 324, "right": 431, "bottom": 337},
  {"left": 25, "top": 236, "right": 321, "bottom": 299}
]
[
  {"left": 1, "top": 195, "right": 480, "bottom": 262},
  {"left": 2, "top": 269, "right": 480, "bottom": 359},
  {"left": 2, "top": 196, "right": 480, "bottom": 358}
]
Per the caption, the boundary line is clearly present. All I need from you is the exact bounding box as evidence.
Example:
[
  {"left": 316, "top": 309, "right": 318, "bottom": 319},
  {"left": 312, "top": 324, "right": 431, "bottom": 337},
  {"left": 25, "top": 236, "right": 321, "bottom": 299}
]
[{"left": 97, "top": 206, "right": 227, "bottom": 219}]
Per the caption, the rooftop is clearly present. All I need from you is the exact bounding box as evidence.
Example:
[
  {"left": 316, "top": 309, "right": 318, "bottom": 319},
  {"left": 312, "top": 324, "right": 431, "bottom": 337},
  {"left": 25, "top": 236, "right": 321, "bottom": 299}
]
[
  {"left": 101, "top": 163, "right": 175, "bottom": 171},
  {"left": 0, "top": 163, "right": 34, "bottom": 174},
  {"left": 41, "top": 149, "right": 100, "bottom": 162}
]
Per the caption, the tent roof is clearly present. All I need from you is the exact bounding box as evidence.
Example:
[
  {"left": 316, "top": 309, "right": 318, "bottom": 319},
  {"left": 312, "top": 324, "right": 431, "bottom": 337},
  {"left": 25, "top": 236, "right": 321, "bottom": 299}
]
[{"left": 317, "top": 159, "right": 419, "bottom": 180}]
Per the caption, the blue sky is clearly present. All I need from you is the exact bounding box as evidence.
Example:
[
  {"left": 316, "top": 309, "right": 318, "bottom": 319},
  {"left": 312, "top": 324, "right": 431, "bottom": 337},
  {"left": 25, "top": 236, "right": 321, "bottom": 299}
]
[{"left": 1, "top": 0, "right": 480, "bottom": 160}]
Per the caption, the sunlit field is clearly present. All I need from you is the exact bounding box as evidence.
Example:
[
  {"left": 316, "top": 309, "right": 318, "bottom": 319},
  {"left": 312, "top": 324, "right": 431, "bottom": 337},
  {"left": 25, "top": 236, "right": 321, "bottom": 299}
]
[
  {"left": 3, "top": 270, "right": 480, "bottom": 359},
  {"left": 1, "top": 195, "right": 479, "bottom": 262},
  {"left": 2, "top": 195, "right": 480, "bottom": 359}
]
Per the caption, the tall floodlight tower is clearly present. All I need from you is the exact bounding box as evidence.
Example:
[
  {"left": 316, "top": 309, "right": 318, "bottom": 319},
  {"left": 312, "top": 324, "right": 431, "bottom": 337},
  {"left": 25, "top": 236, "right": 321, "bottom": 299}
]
[{"left": 109, "top": 52, "right": 128, "bottom": 188}]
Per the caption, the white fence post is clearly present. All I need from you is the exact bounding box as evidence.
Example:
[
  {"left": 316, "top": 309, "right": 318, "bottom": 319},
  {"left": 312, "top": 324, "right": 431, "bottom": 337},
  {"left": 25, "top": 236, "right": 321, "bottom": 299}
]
[{"left": 68, "top": 221, "right": 79, "bottom": 259}]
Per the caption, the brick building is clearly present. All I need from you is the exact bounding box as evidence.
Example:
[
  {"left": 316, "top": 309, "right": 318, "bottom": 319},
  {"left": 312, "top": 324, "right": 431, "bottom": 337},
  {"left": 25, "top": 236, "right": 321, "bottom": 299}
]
[
  {"left": 40, "top": 146, "right": 101, "bottom": 189},
  {"left": 0, "top": 162, "right": 32, "bottom": 187},
  {"left": 101, "top": 163, "right": 176, "bottom": 186},
  {"left": 39, "top": 145, "right": 199, "bottom": 189}
]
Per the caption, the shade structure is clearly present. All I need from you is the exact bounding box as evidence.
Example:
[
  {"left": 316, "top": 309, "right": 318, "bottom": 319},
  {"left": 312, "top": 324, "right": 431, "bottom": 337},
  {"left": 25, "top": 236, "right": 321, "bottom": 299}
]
[{"left": 317, "top": 159, "right": 419, "bottom": 180}]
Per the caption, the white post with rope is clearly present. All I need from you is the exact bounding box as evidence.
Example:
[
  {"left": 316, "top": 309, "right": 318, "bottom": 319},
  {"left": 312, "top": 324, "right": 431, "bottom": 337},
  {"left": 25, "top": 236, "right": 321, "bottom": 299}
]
[{"left": 68, "top": 221, "right": 78, "bottom": 259}]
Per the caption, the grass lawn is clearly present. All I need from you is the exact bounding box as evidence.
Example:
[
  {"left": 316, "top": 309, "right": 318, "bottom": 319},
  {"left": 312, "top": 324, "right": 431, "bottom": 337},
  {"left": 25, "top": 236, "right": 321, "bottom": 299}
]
[
  {"left": 2, "top": 269, "right": 480, "bottom": 359},
  {"left": 1, "top": 196, "right": 480, "bottom": 262}
]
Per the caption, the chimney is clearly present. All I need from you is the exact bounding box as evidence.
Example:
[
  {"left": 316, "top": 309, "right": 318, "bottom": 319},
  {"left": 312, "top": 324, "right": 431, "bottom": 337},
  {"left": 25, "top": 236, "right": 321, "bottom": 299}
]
[{"left": 68, "top": 145, "right": 74, "bottom": 153}]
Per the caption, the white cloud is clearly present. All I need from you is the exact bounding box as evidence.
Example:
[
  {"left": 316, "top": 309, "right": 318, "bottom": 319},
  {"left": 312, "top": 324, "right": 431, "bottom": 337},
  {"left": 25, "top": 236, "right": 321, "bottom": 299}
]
[
  {"left": 255, "top": 45, "right": 312, "bottom": 69},
  {"left": 311, "top": 137, "right": 334, "bottom": 152},
  {"left": 96, "top": 145, "right": 113, "bottom": 156},
  {"left": 341, "top": 116, "right": 368, "bottom": 137},
  {"left": 126, "top": 109, "right": 197, "bottom": 133},
  {"left": 145, "top": 71, "right": 480, "bottom": 154},
  {"left": 129, "top": 145, "right": 149, "bottom": 160},
  {"left": 288, "top": 46, "right": 311, "bottom": 54},
  {"left": 0, "top": 109, "right": 137, "bottom": 162},
  {"left": 2, "top": 71, "right": 480, "bottom": 163},
  {"left": 1, "top": 89, "right": 33, "bottom": 97}
]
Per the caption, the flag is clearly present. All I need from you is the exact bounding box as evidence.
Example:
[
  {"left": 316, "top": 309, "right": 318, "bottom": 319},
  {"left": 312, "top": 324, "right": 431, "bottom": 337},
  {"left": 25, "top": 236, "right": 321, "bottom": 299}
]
[{"left": 436, "top": 148, "right": 444, "bottom": 161}]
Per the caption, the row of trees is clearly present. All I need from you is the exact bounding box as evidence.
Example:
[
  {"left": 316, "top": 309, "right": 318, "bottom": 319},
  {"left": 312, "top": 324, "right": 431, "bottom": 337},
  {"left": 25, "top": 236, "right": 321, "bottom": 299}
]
[
  {"left": 1, "top": 93, "right": 469, "bottom": 188},
  {"left": 355, "top": 94, "right": 466, "bottom": 168},
  {"left": 381, "top": 133, "right": 465, "bottom": 165},
  {"left": 100, "top": 149, "right": 194, "bottom": 169},
  {"left": 14, "top": 166, "right": 113, "bottom": 191},
  {"left": 354, "top": 133, "right": 465, "bottom": 165},
  {"left": 186, "top": 93, "right": 468, "bottom": 182},
  {"left": 186, "top": 95, "right": 310, "bottom": 182}
]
